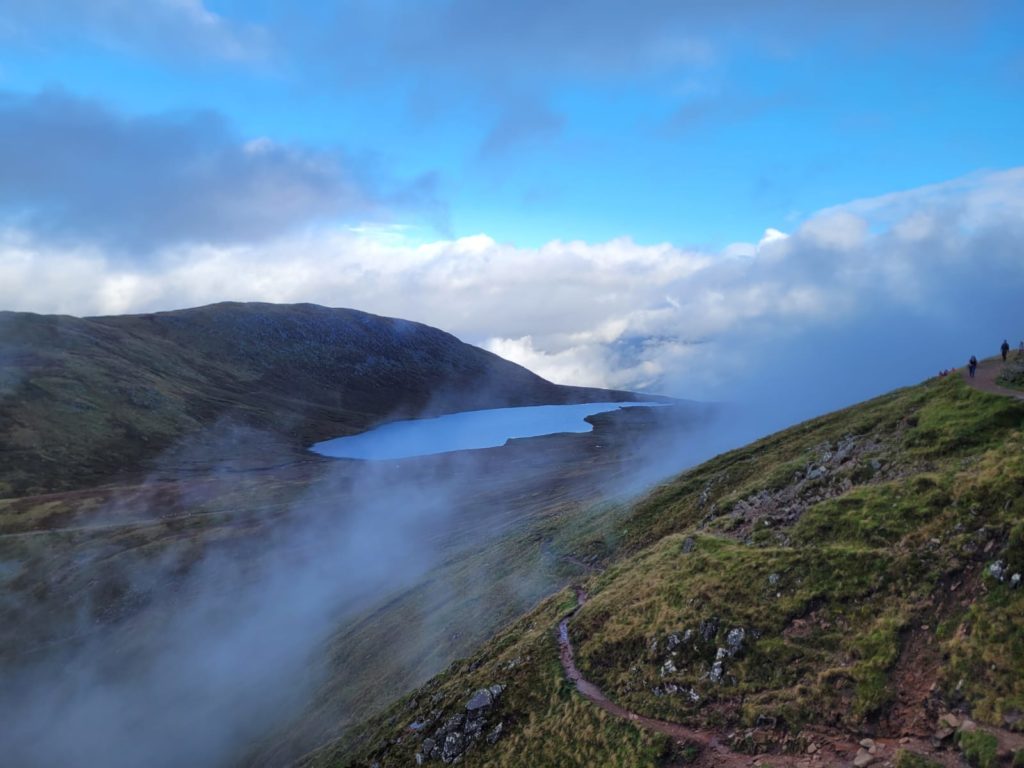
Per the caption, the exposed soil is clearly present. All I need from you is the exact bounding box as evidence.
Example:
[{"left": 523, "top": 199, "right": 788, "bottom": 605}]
[
  {"left": 556, "top": 588, "right": 981, "bottom": 767},
  {"left": 962, "top": 358, "right": 1024, "bottom": 401}
]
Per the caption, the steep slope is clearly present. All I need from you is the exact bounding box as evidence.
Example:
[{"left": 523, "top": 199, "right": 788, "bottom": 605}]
[
  {"left": 310, "top": 372, "right": 1024, "bottom": 767},
  {"left": 0, "top": 302, "right": 636, "bottom": 495}
]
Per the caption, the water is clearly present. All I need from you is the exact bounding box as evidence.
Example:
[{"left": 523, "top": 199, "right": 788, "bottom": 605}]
[{"left": 311, "top": 402, "right": 666, "bottom": 460}]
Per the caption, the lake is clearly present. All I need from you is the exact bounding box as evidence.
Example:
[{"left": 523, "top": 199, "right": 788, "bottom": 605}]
[{"left": 311, "top": 401, "right": 666, "bottom": 460}]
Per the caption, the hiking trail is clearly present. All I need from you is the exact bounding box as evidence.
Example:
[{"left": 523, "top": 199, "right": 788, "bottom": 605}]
[
  {"left": 556, "top": 588, "right": 975, "bottom": 767},
  {"left": 962, "top": 356, "right": 1024, "bottom": 401}
]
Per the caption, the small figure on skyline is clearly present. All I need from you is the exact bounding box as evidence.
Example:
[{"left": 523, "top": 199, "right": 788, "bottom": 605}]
[
  {"left": 969, "top": 355, "right": 978, "bottom": 378},
  {"left": 1018, "top": 340, "right": 1023, "bottom": 358},
  {"left": 1002, "top": 339, "right": 1010, "bottom": 361}
]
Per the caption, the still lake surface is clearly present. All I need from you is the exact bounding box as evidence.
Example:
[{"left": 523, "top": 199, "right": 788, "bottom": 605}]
[{"left": 311, "top": 402, "right": 666, "bottom": 460}]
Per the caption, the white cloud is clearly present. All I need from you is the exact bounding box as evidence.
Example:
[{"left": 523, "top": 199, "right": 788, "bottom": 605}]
[{"left": 2, "top": 168, "right": 1023, "bottom": 401}]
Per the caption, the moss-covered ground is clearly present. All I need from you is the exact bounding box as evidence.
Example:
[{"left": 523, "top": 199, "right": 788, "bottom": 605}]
[{"left": 321, "top": 374, "right": 1024, "bottom": 766}]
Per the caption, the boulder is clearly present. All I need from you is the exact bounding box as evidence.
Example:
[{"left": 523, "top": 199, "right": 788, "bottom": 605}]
[
  {"left": 699, "top": 617, "right": 719, "bottom": 643},
  {"left": 441, "top": 731, "right": 465, "bottom": 764},
  {"left": 486, "top": 722, "right": 504, "bottom": 745},
  {"left": 437, "top": 714, "right": 465, "bottom": 736},
  {"left": 853, "top": 748, "right": 877, "bottom": 767},
  {"left": 466, "top": 688, "right": 493, "bottom": 713},
  {"left": 709, "top": 655, "right": 725, "bottom": 684},
  {"left": 939, "top": 713, "right": 961, "bottom": 729},
  {"left": 725, "top": 627, "right": 746, "bottom": 655}
]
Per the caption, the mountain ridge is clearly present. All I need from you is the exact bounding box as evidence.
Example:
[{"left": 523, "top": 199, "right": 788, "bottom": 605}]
[{"left": 0, "top": 301, "right": 644, "bottom": 496}]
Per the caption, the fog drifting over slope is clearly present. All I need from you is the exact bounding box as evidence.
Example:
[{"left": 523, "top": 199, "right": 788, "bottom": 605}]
[
  {"left": 0, "top": 399, "right": 744, "bottom": 768},
  {"left": 2, "top": 168, "right": 1021, "bottom": 767}
]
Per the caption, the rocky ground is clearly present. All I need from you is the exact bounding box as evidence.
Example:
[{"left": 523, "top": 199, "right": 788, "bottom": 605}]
[{"left": 311, "top": 371, "right": 1024, "bottom": 768}]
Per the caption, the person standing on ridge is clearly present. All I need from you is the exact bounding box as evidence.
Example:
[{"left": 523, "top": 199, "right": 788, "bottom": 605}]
[
  {"left": 969, "top": 355, "right": 978, "bottom": 378},
  {"left": 1002, "top": 339, "right": 1010, "bottom": 361},
  {"left": 1019, "top": 340, "right": 1023, "bottom": 358}
]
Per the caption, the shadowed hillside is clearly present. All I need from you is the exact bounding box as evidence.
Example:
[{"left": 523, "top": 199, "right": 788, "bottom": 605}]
[
  {"left": 0, "top": 302, "right": 638, "bottom": 495},
  {"left": 308, "top": 371, "right": 1024, "bottom": 768},
  {"left": 0, "top": 302, "right": 697, "bottom": 768}
]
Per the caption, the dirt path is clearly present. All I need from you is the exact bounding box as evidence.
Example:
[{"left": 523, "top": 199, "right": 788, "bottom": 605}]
[
  {"left": 962, "top": 357, "right": 1024, "bottom": 400},
  {"left": 556, "top": 589, "right": 848, "bottom": 766},
  {"left": 555, "top": 589, "right": 983, "bottom": 767}
]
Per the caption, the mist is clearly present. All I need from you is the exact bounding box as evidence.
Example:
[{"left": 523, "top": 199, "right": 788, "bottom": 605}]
[
  {"left": 0, "top": 438, "right": 487, "bottom": 767},
  {"left": 0, "top": 394, "right": 733, "bottom": 768}
]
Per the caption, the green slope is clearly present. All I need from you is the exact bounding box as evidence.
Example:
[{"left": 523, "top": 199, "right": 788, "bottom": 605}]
[
  {"left": 0, "top": 302, "right": 637, "bottom": 496},
  {"left": 311, "top": 373, "right": 1024, "bottom": 767}
]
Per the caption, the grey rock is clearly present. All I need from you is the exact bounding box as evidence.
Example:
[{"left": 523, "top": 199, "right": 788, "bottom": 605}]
[
  {"left": 415, "top": 752, "right": 426, "bottom": 765},
  {"left": 853, "top": 748, "right": 877, "bottom": 767},
  {"left": 834, "top": 438, "right": 855, "bottom": 463},
  {"left": 989, "top": 560, "right": 1007, "bottom": 582},
  {"left": 422, "top": 737, "right": 436, "bottom": 755},
  {"left": 486, "top": 722, "right": 504, "bottom": 745},
  {"left": 682, "top": 537, "right": 697, "bottom": 553},
  {"left": 725, "top": 627, "right": 746, "bottom": 655},
  {"left": 660, "top": 658, "right": 677, "bottom": 676},
  {"left": 1011, "top": 573, "right": 1021, "bottom": 589},
  {"left": 466, "top": 689, "right": 493, "bottom": 712},
  {"left": 709, "top": 659, "right": 725, "bottom": 684},
  {"left": 441, "top": 731, "right": 465, "bottom": 763},
  {"left": 437, "top": 714, "right": 465, "bottom": 736},
  {"left": 465, "top": 716, "right": 485, "bottom": 739},
  {"left": 699, "top": 617, "right": 719, "bottom": 643},
  {"left": 681, "top": 628, "right": 694, "bottom": 644},
  {"left": 768, "top": 573, "right": 780, "bottom": 586},
  {"left": 666, "top": 633, "right": 681, "bottom": 651},
  {"left": 488, "top": 684, "right": 506, "bottom": 699}
]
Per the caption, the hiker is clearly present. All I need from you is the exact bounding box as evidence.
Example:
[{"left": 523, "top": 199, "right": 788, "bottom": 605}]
[
  {"left": 969, "top": 355, "right": 978, "bottom": 378},
  {"left": 1002, "top": 339, "right": 1010, "bottom": 361},
  {"left": 1019, "top": 340, "right": 1023, "bottom": 358}
]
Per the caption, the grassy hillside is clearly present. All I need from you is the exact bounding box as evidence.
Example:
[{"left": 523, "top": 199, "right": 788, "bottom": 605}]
[
  {"left": 0, "top": 396, "right": 700, "bottom": 768},
  {"left": 311, "top": 374, "right": 1024, "bottom": 767},
  {"left": 0, "top": 302, "right": 637, "bottom": 496}
]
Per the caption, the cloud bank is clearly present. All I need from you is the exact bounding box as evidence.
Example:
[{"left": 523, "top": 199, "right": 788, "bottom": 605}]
[
  {"left": 2, "top": 167, "right": 1022, "bottom": 416},
  {"left": 0, "top": 90, "right": 445, "bottom": 252}
]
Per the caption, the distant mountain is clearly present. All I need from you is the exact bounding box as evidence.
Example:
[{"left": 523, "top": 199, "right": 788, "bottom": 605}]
[{"left": 0, "top": 302, "right": 640, "bottom": 495}]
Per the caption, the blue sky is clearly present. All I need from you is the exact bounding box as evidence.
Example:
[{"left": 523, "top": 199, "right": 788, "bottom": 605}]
[
  {"left": 3, "top": 1, "right": 1021, "bottom": 247},
  {"left": 1, "top": 1, "right": 1023, "bottom": 408}
]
